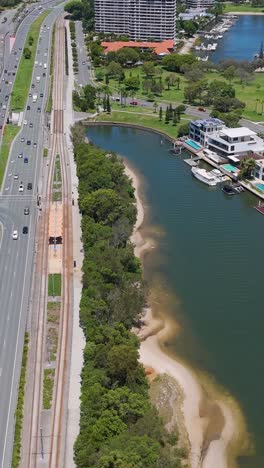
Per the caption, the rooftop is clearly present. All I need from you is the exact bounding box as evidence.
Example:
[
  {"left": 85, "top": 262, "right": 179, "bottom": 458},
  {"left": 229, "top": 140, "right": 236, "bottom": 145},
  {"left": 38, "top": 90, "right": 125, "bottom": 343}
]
[
  {"left": 191, "top": 118, "right": 224, "bottom": 127},
  {"left": 220, "top": 127, "right": 256, "bottom": 138},
  {"left": 102, "top": 40, "right": 174, "bottom": 55}
]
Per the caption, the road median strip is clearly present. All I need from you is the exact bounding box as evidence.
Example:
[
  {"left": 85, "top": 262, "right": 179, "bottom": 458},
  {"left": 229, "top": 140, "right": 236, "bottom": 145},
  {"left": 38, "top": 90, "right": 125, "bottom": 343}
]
[{"left": 11, "top": 10, "right": 50, "bottom": 111}]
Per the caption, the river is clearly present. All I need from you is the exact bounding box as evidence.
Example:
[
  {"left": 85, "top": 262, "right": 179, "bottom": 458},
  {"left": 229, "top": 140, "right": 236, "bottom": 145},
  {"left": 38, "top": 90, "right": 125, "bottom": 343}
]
[
  {"left": 87, "top": 125, "right": 264, "bottom": 467},
  {"left": 211, "top": 14, "right": 264, "bottom": 62}
]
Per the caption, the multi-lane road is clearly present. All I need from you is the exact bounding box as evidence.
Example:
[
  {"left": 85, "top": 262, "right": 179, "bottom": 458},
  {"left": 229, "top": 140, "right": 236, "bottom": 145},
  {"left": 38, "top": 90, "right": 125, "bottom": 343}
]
[{"left": 0, "top": 2, "right": 63, "bottom": 467}]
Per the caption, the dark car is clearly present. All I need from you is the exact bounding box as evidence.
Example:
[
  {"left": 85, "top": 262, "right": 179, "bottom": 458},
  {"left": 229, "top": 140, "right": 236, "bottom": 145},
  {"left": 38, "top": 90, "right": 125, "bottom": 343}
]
[
  {"left": 24, "top": 157, "right": 28, "bottom": 163},
  {"left": 40, "top": 93, "right": 43, "bottom": 98},
  {"left": 26, "top": 140, "right": 31, "bottom": 145},
  {"left": 22, "top": 226, "right": 28, "bottom": 234},
  {"left": 43, "top": 73, "right": 46, "bottom": 77},
  {"left": 31, "top": 83, "right": 35, "bottom": 88},
  {"left": 37, "top": 107, "right": 41, "bottom": 112},
  {"left": 130, "top": 101, "right": 138, "bottom": 106},
  {"left": 27, "top": 105, "right": 30, "bottom": 110},
  {"left": 27, "top": 183, "right": 32, "bottom": 190}
]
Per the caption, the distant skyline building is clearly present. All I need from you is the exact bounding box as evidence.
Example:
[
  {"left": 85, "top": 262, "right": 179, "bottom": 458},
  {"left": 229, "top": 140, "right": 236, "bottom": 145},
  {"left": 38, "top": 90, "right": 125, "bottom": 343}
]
[
  {"left": 185, "top": 0, "right": 215, "bottom": 9},
  {"left": 95, "top": 0, "right": 176, "bottom": 41}
]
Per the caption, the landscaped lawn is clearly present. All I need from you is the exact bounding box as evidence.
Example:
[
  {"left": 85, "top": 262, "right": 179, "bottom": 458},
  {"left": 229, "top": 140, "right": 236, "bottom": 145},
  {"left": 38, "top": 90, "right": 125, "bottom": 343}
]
[
  {"left": 97, "top": 108, "right": 193, "bottom": 139},
  {"left": 224, "top": 3, "right": 264, "bottom": 13},
  {"left": 0, "top": 125, "right": 20, "bottom": 188},
  {"left": 11, "top": 10, "right": 50, "bottom": 111},
  {"left": 98, "top": 65, "right": 264, "bottom": 122}
]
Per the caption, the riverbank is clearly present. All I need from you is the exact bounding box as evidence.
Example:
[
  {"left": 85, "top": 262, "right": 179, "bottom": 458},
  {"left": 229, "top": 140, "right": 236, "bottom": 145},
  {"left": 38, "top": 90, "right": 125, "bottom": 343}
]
[{"left": 124, "top": 161, "right": 244, "bottom": 468}]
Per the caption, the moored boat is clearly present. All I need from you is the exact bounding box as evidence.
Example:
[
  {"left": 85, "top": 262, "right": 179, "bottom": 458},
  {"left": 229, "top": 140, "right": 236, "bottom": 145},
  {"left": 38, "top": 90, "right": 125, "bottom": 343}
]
[{"left": 191, "top": 167, "right": 219, "bottom": 186}]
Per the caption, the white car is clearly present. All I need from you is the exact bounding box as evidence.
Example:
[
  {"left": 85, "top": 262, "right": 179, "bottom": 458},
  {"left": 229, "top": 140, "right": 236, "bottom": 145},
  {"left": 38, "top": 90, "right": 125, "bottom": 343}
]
[
  {"left": 14, "top": 174, "right": 18, "bottom": 179},
  {"left": 12, "top": 230, "right": 18, "bottom": 240},
  {"left": 19, "top": 184, "right": 24, "bottom": 192},
  {"left": 23, "top": 120, "right": 27, "bottom": 126},
  {"left": 18, "top": 152, "right": 23, "bottom": 158}
]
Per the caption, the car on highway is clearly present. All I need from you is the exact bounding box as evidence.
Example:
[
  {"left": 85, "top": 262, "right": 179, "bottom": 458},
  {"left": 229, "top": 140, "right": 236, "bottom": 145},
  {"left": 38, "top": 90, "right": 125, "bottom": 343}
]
[
  {"left": 24, "top": 207, "right": 30, "bottom": 215},
  {"left": 14, "top": 174, "right": 18, "bottom": 179},
  {"left": 24, "top": 157, "right": 28, "bottom": 163},
  {"left": 22, "top": 226, "right": 28, "bottom": 234},
  {"left": 29, "top": 93, "right": 32, "bottom": 97},
  {"left": 43, "top": 73, "right": 46, "bottom": 77},
  {"left": 12, "top": 230, "right": 18, "bottom": 240},
  {"left": 40, "top": 93, "right": 43, "bottom": 98},
  {"left": 23, "top": 120, "right": 27, "bottom": 125},
  {"left": 29, "top": 123, "right": 33, "bottom": 128},
  {"left": 20, "top": 137, "right": 25, "bottom": 143},
  {"left": 31, "top": 83, "right": 35, "bottom": 88},
  {"left": 18, "top": 152, "right": 23, "bottom": 158},
  {"left": 27, "top": 105, "right": 30, "bottom": 110},
  {"left": 82, "top": 61, "right": 86, "bottom": 65},
  {"left": 37, "top": 107, "right": 41, "bottom": 112},
  {"left": 27, "top": 140, "right": 31, "bottom": 145},
  {"left": 27, "top": 183, "right": 32, "bottom": 190},
  {"left": 19, "top": 183, "right": 24, "bottom": 192},
  {"left": 33, "top": 142, "right": 37, "bottom": 148}
]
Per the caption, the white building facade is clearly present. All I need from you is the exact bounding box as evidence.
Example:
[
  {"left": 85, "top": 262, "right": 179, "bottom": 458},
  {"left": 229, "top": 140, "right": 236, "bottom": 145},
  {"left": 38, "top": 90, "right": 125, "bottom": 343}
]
[
  {"left": 207, "top": 127, "right": 264, "bottom": 158},
  {"left": 189, "top": 118, "right": 225, "bottom": 147},
  {"left": 95, "top": 0, "right": 176, "bottom": 41}
]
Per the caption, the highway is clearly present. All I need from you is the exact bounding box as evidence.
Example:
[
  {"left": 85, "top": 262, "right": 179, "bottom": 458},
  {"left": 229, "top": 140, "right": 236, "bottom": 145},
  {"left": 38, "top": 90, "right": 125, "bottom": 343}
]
[{"left": 0, "top": 2, "right": 63, "bottom": 467}]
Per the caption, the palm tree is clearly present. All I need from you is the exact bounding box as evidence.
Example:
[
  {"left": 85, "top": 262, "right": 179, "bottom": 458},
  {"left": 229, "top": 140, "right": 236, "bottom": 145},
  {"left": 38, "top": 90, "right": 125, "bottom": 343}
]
[{"left": 239, "top": 157, "right": 257, "bottom": 179}]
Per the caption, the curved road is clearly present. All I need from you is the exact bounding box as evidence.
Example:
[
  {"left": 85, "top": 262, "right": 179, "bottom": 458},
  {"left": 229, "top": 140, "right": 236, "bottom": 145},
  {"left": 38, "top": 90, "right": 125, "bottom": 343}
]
[{"left": 0, "top": 2, "right": 64, "bottom": 467}]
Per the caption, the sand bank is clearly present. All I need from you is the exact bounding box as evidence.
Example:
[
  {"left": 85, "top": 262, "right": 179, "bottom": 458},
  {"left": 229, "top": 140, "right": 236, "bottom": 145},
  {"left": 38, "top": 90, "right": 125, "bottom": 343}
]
[{"left": 124, "top": 161, "right": 239, "bottom": 468}]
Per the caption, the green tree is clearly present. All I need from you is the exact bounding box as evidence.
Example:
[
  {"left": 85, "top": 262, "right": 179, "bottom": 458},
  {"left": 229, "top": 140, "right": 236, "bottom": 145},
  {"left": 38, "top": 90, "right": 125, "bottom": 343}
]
[
  {"left": 165, "top": 107, "right": 170, "bottom": 124},
  {"left": 143, "top": 61, "right": 155, "bottom": 77},
  {"left": 23, "top": 47, "right": 31, "bottom": 59},
  {"left": 177, "top": 122, "right": 189, "bottom": 137},
  {"left": 80, "top": 189, "right": 123, "bottom": 225},
  {"left": 159, "top": 106, "right": 163, "bottom": 121},
  {"left": 124, "top": 77, "right": 140, "bottom": 92},
  {"left": 222, "top": 65, "right": 236, "bottom": 83}
]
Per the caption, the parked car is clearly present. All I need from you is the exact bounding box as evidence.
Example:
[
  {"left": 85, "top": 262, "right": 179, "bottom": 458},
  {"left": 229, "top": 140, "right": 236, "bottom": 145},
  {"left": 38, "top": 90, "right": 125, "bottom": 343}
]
[
  {"left": 198, "top": 107, "right": 206, "bottom": 112},
  {"left": 130, "top": 101, "right": 138, "bottom": 106}
]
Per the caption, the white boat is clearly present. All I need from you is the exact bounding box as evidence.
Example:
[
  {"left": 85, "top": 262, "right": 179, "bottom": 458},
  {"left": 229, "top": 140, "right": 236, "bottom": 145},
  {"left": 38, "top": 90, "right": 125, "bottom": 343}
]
[{"left": 191, "top": 167, "right": 219, "bottom": 186}]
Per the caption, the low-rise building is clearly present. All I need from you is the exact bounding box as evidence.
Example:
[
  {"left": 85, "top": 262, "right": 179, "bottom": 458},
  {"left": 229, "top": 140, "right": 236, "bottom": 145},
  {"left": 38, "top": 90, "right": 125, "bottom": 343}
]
[{"left": 254, "top": 159, "right": 264, "bottom": 181}]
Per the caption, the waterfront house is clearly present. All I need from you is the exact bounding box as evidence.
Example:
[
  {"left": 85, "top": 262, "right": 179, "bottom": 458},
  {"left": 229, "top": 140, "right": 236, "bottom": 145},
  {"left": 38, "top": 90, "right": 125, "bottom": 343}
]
[
  {"left": 189, "top": 118, "right": 225, "bottom": 146},
  {"left": 254, "top": 159, "right": 264, "bottom": 181},
  {"left": 207, "top": 127, "right": 264, "bottom": 159}
]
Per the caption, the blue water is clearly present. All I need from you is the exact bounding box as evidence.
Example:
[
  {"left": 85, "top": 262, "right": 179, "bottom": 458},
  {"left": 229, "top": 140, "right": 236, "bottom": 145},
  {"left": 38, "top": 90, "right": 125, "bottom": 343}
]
[
  {"left": 256, "top": 182, "right": 264, "bottom": 191},
  {"left": 186, "top": 139, "right": 201, "bottom": 150},
  {"left": 212, "top": 15, "right": 264, "bottom": 62},
  {"left": 87, "top": 125, "right": 264, "bottom": 467}
]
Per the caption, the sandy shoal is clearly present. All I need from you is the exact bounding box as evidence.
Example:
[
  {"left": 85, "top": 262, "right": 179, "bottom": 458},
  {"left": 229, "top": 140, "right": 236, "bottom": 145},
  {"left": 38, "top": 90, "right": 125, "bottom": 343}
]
[{"left": 124, "top": 161, "right": 236, "bottom": 468}]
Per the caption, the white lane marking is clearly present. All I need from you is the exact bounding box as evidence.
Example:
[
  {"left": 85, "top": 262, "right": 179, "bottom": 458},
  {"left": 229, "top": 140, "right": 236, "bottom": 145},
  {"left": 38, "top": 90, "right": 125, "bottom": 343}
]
[
  {"left": 3, "top": 340, "right": 6, "bottom": 349},
  {"left": 0, "top": 368, "right": 2, "bottom": 377}
]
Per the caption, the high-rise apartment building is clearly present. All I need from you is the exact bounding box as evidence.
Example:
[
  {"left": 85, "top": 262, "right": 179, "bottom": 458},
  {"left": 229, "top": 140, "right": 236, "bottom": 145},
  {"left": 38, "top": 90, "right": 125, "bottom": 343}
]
[{"left": 95, "top": 0, "right": 176, "bottom": 41}]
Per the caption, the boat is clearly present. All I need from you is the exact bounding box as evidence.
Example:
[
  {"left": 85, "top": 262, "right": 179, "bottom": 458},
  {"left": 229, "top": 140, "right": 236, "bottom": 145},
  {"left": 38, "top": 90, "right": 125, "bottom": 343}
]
[
  {"left": 222, "top": 183, "right": 244, "bottom": 195},
  {"left": 191, "top": 167, "right": 219, "bottom": 186}
]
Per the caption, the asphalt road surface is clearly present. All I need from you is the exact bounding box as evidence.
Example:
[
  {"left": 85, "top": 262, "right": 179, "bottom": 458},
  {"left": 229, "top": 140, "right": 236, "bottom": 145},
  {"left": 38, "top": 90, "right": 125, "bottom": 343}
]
[
  {"left": 0, "top": 2, "right": 63, "bottom": 467},
  {"left": 75, "top": 20, "right": 95, "bottom": 87}
]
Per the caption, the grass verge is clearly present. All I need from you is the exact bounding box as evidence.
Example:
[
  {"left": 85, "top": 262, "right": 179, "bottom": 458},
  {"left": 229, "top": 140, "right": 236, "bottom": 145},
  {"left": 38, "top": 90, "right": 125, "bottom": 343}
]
[
  {"left": 10, "top": 10, "right": 50, "bottom": 111},
  {"left": 224, "top": 3, "right": 264, "bottom": 13},
  {"left": 43, "top": 148, "right": 48, "bottom": 157},
  {"left": 97, "top": 109, "right": 192, "bottom": 139},
  {"left": 43, "top": 368, "right": 55, "bottom": 410},
  {"left": 48, "top": 273, "right": 61, "bottom": 296},
  {"left": 0, "top": 125, "right": 20, "bottom": 188},
  {"left": 11, "top": 333, "right": 29, "bottom": 468}
]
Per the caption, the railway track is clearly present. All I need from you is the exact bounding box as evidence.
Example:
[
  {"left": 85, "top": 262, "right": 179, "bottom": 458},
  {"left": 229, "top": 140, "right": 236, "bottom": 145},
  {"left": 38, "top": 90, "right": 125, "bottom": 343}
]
[{"left": 26, "top": 13, "right": 73, "bottom": 468}]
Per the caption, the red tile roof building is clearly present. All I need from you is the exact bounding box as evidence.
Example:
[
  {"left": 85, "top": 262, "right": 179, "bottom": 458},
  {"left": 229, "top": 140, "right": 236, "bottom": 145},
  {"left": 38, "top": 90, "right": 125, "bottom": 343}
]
[{"left": 102, "top": 40, "right": 174, "bottom": 56}]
